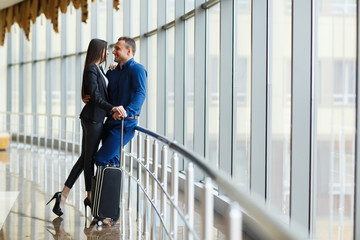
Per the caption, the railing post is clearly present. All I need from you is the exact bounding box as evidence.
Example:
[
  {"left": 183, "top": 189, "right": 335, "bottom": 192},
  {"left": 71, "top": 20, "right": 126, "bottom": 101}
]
[
  {"left": 202, "top": 177, "right": 214, "bottom": 240},
  {"left": 44, "top": 116, "right": 48, "bottom": 152},
  {"left": 186, "top": 162, "right": 194, "bottom": 240},
  {"left": 58, "top": 117, "right": 62, "bottom": 154},
  {"left": 37, "top": 116, "right": 40, "bottom": 150},
  {"left": 65, "top": 119, "right": 68, "bottom": 154},
  {"left": 137, "top": 132, "right": 143, "bottom": 224},
  {"left": 151, "top": 140, "right": 158, "bottom": 239},
  {"left": 120, "top": 142, "right": 126, "bottom": 206},
  {"left": 72, "top": 118, "right": 76, "bottom": 157},
  {"left": 17, "top": 114, "right": 19, "bottom": 146},
  {"left": 51, "top": 117, "right": 55, "bottom": 153},
  {"left": 226, "top": 202, "right": 242, "bottom": 240},
  {"left": 128, "top": 137, "right": 135, "bottom": 210},
  {"left": 171, "top": 153, "right": 179, "bottom": 239},
  {"left": 161, "top": 145, "right": 168, "bottom": 239},
  {"left": 23, "top": 114, "right": 27, "bottom": 148},
  {"left": 143, "top": 136, "right": 150, "bottom": 239},
  {"left": 30, "top": 115, "right": 34, "bottom": 149}
]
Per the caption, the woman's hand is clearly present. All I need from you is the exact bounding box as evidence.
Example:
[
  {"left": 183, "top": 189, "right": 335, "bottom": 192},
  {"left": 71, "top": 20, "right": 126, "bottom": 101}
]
[
  {"left": 82, "top": 94, "right": 91, "bottom": 104},
  {"left": 109, "top": 63, "right": 117, "bottom": 71}
]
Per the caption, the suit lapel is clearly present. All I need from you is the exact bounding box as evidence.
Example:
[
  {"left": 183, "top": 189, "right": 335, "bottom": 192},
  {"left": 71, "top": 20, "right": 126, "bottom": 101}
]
[{"left": 97, "top": 66, "right": 109, "bottom": 99}]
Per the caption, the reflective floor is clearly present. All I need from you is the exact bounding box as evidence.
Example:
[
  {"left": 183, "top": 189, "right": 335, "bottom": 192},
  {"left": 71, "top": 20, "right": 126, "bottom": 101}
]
[{"left": 0, "top": 145, "right": 227, "bottom": 239}]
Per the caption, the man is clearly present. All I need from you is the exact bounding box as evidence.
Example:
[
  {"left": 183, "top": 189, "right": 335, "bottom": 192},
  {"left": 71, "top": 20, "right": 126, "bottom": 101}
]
[{"left": 94, "top": 37, "right": 147, "bottom": 166}]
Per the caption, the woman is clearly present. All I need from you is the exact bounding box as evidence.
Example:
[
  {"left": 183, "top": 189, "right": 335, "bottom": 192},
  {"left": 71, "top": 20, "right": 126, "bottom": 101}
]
[{"left": 47, "top": 39, "right": 122, "bottom": 217}]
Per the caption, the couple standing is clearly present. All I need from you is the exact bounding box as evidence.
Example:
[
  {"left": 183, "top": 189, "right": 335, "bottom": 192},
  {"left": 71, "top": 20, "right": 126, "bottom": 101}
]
[{"left": 47, "top": 37, "right": 147, "bottom": 217}]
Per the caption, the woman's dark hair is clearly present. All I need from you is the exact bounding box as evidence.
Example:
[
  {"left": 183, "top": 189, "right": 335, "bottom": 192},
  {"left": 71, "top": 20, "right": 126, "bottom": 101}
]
[{"left": 81, "top": 38, "right": 108, "bottom": 99}]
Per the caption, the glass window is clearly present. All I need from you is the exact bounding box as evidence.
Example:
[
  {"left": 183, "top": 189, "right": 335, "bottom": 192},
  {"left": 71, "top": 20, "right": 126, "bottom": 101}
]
[
  {"left": 267, "top": 0, "right": 292, "bottom": 217},
  {"left": 131, "top": 0, "right": 140, "bottom": 37},
  {"left": 206, "top": 3, "right": 220, "bottom": 168},
  {"left": 332, "top": 0, "right": 356, "bottom": 14},
  {"left": 66, "top": 5, "right": 77, "bottom": 54},
  {"left": 185, "top": 17, "right": 194, "bottom": 150},
  {"left": 185, "top": 0, "right": 194, "bottom": 13},
  {"left": 81, "top": 0, "right": 91, "bottom": 52},
  {"left": 10, "top": 24, "right": 20, "bottom": 64},
  {"left": 233, "top": 0, "right": 251, "bottom": 186},
  {"left": 23, "top": 30, "right": 32, "bottom": 62},
  {"left": 134, "top": 39, "right": 140, "bottom": 63},
  {"left": 50, "top": 14, "right": 62, "bottom": 57},
  {"left": 51, "top": 59, "right": 61, "bottom": 114},
  {"left": 314, "top": 0, "right": 356, "bottom": 238},
  {"left": 114, "top": 0, "right": 124, "bottom": 42},
  {"left": 238, "top": 0, "right": 250, "bottom": 12},
  {"left": 147, "top": 35, "right": 158, "bottom": 132},
  {"left": 167, "top": 0, "right": 175, "bottom": 22},
  {"left": 10, "top": 65, "right": 19, "bottom": 133},
  {"left": 24, "top": 63, "right": 32, "bottom": 113},
  {"left": 37, "top": 14, "right": 47, "bottom": 59},
  {"left": 37, "top": 61, "right": 46, "bottom": 114},
  {"left": 149, "top": 0, "right": 157, "bottom": 31},
  {"left": 166, "top": 28, "right": 175, "bottom": 140},
  {"left": 98, "top": 0, "right": 107, "bottom": 40},
  {"left": 0, "top": 42, "right": 7, "bottom": 112},
  {"left": 333, "top": 60, "right": 356, "bottom": 104},
  {"left": 11, "top": 65, "right": 19, "bottom": 113},
  {"left": 66, "top": 57, "right": 76, "bottom": 115}
]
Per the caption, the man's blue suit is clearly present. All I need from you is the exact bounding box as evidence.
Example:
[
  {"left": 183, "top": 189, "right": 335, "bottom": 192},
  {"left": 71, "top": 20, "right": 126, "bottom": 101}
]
[{"left": 94, "top": 58, "right": 147, "bottom": 166}]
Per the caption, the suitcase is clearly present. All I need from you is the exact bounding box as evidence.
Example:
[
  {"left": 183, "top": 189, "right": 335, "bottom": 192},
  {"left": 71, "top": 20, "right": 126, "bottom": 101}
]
[{"left": 91, "top": 118, "right": 124, "bottom": 225}]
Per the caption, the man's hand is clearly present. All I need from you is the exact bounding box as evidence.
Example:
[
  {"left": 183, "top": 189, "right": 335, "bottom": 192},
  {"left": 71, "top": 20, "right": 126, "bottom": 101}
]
[
  {"left": 82, "top": 94, "right": 91, "bottom": 104},
  {"left": 111, "top": 106, "right": 127, "bottom": 120}
]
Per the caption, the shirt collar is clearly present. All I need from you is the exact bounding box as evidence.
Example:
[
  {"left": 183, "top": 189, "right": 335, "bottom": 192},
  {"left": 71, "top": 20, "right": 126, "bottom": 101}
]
[{"left": 119, "top": 58, "right": 134, "bottom": 70}]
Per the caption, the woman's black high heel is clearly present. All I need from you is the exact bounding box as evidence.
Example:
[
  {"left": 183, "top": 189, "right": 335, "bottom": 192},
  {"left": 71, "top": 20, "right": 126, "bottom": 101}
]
[
  {"left": 47, "top": 192, "right": 63, "bottom": 217},
  {"left": 84, "top": 197, "right": 91, "bottom": 219}
]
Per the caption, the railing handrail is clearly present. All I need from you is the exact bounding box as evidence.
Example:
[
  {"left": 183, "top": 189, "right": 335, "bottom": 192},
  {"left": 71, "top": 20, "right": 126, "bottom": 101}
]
[
  {"left": 135, "top": 125, "right": 308, "bottom": 240},
  {"left": 0, "top": 111, "right": 79, "bottom": 119}
]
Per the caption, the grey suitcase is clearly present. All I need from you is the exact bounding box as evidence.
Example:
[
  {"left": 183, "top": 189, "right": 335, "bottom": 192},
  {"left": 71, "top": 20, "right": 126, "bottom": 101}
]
[{"left": 91, "top": 118, "right": 124, "bottom": 225}]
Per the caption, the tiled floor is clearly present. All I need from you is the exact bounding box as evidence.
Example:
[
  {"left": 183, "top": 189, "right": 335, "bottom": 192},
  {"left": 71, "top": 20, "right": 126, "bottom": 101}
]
[{"left": 0, "top": 145, "right": 227, "bottom": 240}]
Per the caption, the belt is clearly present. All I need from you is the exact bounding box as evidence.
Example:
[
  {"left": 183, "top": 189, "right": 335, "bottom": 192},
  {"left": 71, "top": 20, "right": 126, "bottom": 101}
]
[{"left": 125, "top": 116, "right": 139, "bottom": 119}]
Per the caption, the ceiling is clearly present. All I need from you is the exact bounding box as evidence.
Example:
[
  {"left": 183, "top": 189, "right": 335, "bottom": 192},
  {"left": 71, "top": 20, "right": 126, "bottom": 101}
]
[{"left": 0, "top": 0, "right": 24, "bottom": 10}]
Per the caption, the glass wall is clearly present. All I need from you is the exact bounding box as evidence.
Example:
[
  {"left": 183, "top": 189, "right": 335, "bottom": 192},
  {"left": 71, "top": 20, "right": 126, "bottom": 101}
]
[
  {"left": 314, "top": 0, "right": 356, "bottom": 238},
  {"left": 185, "top": 17, "right": 194, "bottom": 150},
  {"left": 66, "top": 5, "right": 76, "bottom": 54},
  {"left": 130, "top": 0, "right": 140, "bottom": 37},
  {"left": 166, "top": 28, "right": 175, "bottom": 140},
  {"left": 0, "top": 0, "right": 359, "bottom": 238},
  {"left": 268, "top": 0, "right": 292, "bottom": 217},
  {"left": 113, "top": 0, "right": 124, "bottom": 41},
  {"left": 98, "top": 0, "right": 107, "bottom": 40},
  {"left": 147, "top": 35, "right": 158, "bottom": 132},
  {"left": 233, "top": 0, "right": 252, "bottom": 187},
  {"left": 206, "top": 3, "right": 220, "bottom": 168}
]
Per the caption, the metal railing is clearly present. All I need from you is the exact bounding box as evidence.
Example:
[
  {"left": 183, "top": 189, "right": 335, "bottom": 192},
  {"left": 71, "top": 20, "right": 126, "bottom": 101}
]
[
  {"left": 0, "top": 111, "right": 81, "bottom": 155},
  {"left": 120, "top": 126, "right": 309, "bottom": 240},
  {"left": 0, "top": 112, "right": 309, "bottom": 239}
]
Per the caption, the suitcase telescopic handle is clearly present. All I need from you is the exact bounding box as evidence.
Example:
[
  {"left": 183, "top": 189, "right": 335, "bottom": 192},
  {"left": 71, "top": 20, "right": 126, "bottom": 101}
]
[{"left": 120, "top": 117, "right": 124, "bottom": 166}]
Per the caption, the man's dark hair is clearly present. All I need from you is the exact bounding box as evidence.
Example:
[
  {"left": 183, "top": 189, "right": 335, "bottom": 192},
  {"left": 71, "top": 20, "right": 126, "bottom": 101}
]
[{"left": 118, "top": 37, "right": 136, "bottom": 56}]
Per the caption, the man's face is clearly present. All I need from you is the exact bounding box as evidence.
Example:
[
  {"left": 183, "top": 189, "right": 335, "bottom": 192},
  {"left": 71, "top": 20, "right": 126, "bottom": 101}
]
[{"left": 112, "top": 40, "right": 129, "bottom": 63}]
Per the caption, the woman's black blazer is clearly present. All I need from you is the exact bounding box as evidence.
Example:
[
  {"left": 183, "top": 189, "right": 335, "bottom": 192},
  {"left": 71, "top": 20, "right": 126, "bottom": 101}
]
[{"left": 80, "top": 64, "right": 113, "bottom": 123}]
